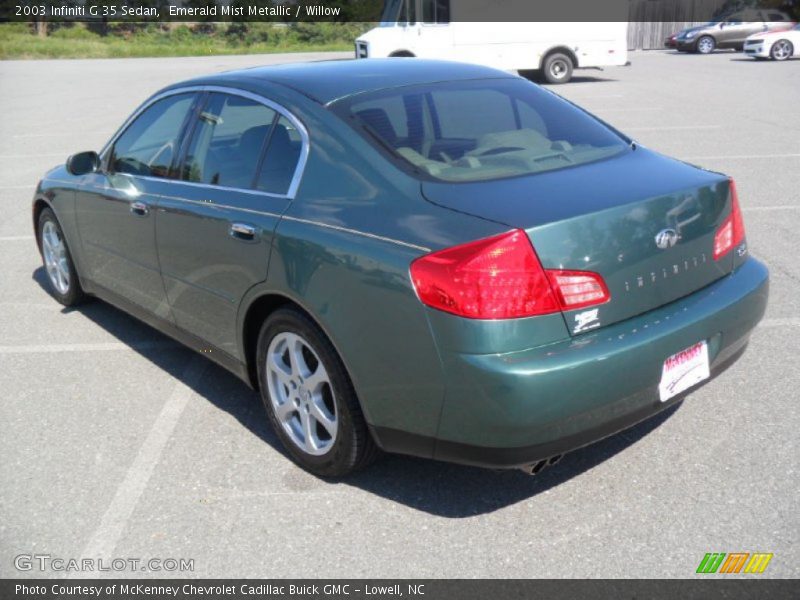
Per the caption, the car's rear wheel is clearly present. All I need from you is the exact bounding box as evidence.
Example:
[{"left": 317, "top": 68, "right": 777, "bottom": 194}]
[
  {"left": 770, "top": 40, "right": 793, "bottom": 61},
  {"left": 541, "top": 52, "right": 574, "bottom": 84},
  {"left": 256, "top": 307, "right": 379, "bottom": 477},
  {"left": 37, "top": 207, "right": 86, "bottom": 306},
  {"left": 696, "top": 36, "right": 716, "bottom": 54}
]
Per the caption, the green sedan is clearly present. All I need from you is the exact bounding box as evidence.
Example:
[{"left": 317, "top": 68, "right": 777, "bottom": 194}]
[{"left": 32, "top": 59, "right": 769, "bottom": 477}]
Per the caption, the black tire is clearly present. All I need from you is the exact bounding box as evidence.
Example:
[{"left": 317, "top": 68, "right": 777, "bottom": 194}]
[
  {"left": 37, "top": 207, "right": 86, "bottom": 306},
  {"left": 256, "top": 307, "right": 380, "bottom": 477},
  {"left": 541, "top": 52, "right": 574, "bottom": 84},
  {"left": 695, "top": 35, "right": 716, "bottom": 54},
  {"left": 770, "top": 40, "right": 793, "bottom": 61}
]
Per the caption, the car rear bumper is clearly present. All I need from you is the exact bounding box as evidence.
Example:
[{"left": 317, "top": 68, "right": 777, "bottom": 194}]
[{"left": 375, "top": 257, "right": 769, "bottom": 468}]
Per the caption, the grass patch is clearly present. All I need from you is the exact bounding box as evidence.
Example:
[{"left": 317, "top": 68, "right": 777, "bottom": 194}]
[{"left": 0, "top": 22, "right": 370, "bottom": 59}]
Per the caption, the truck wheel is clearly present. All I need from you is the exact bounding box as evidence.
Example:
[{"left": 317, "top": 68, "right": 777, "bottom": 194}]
[{"left": 541, "top": 52, "right": 573, "bottom": 84}]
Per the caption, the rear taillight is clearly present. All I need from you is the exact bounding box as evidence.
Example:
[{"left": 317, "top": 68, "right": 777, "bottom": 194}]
[
  {"left": 410, "top": 229, "right": 609, "bottom": 320},
  {"left": 547, "top": 270, "right": 610, "bottom": 311},
  {"left": 713, "top": 178, "right": 746, "bottom": 261}
]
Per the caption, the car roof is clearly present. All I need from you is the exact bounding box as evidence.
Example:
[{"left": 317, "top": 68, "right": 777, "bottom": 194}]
[{"left": 182, "top": 58, "right": 516, "bottom": 105}]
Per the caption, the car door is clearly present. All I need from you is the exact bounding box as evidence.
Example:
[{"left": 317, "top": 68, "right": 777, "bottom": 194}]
[
  {"left": 154, "top": 90, "right": 306, "bottom": 357},
  {"left": 75, "top": 92, "right": 198, "bottom": 318},
  {"left": 719, "top": 12, "right": 766, "bottom": 47}
]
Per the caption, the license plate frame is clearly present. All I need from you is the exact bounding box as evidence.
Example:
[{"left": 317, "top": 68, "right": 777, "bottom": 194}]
[{"left": 658, "top": 341, "right": 710, "bottom": 402}]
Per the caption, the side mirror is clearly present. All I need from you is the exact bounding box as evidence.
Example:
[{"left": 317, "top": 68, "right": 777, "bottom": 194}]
[{"left": 66, "top": 151, "right": 99, "bottom": 176}]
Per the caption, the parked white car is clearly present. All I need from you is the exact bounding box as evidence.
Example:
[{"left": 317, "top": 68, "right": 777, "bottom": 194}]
[
  {"left": 744, "top": 23, "right": 800, "bottom": 60},
  {"left": 354, "top": 0, "right": 628, "bottom": 84}
]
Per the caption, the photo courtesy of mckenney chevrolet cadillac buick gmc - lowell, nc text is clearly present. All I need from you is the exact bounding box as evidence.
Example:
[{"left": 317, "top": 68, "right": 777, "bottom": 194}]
[{"left": 32, "top": 59, "right": 768, "bottom": 477}]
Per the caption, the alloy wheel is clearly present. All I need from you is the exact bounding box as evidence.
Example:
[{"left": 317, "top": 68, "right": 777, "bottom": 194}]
[
  {"left": 265, "top": 332, "right": 338, "bottom": 456},
  {"left": 42, "top": 220, "right": 70, "bottom": 295},
  {"left": 772, "top": 40, "right": 792, "bottom": 61},
  {"left": 697, "top": 37, "right": 715, "bottom": 54}
]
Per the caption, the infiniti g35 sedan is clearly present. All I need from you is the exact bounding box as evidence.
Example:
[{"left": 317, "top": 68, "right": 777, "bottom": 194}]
[{"left": 33, "top": 59, "right": 769, "bottom": 477}]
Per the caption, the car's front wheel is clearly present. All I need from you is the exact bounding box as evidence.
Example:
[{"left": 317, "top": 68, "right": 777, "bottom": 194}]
[
  {"left": 37, "top": 207, "right": 85, "bottom": 306},
  {"left": 696, "top": 35, "right": 716, "bottom": 54},
  {"left": 256, "top": 307, "right": 379, "bottom": 477},
  {"left": 770, "top": 40, "right": 793, "bottom": 61}
]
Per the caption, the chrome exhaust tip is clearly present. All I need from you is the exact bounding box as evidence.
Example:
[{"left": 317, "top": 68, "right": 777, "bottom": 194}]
[
  {"left": 520, "top": 459, "right": 548, "bottom": 476},
  {"left": 520, "top": 454, "right": 563, "bottom": 475}
]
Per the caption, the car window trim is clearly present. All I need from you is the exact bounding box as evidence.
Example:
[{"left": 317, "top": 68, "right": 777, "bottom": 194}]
[
  {"left": 99, "top": 85, "right": 310, "bottom": 200},
  {"left": 172, "top": 91, "right": 210, "bottom": 182},
  {"left": 250, "top": 111, "right": 282, "bottom": 190}
]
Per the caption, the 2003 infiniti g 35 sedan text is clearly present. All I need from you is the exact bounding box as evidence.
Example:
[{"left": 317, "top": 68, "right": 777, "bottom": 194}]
[{"left": 33, "top": 59, "right": 769, "bottom": 477}]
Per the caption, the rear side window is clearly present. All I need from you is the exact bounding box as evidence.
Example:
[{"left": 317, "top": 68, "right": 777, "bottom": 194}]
[
  {"left": 255, "top": 116, "right": 303, "bottom": 195},
  {"left": 111, "top": 93, "right": 195, "bottom": 179},
  {"left": 180, "top": 93, "right": 277, "bottom": 189},
  {"left": 334, "top": 78, "right": 628, "bottom": 183}
]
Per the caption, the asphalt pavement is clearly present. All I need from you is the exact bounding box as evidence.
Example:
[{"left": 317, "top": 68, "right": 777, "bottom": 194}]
[{"left": 0, "top": 49, "right": 798, "bottom": 578}]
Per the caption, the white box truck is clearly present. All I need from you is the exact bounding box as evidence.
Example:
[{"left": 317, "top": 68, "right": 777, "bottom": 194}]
[{"left": 355, "top": 1, "right": 629, "bottom": 84}]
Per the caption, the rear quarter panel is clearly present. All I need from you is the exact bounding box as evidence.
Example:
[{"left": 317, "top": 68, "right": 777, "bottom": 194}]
[{"left": 236, "top": 89, "right": 505, "bottom": 445}]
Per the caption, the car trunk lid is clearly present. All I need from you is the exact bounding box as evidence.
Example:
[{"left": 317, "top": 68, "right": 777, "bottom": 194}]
[{"left": 421, "top": 148, "right": 734, "bottom": 334}]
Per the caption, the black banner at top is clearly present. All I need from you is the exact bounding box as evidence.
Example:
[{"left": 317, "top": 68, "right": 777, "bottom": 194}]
[{"left": 3, "top": 0, "right": 799, "bottom": 23}]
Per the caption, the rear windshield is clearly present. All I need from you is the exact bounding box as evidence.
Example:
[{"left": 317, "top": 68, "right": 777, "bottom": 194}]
[{"left": 332, "top": 78, "right": 630, "bottom": 183}]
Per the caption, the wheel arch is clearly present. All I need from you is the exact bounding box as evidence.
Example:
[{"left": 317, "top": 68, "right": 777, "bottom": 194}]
[
  {"left": 542, "top": 46, "right": 579, "bottom": 68},
  {"left": 239, "top": 291, "right": 359, "bottom": 401},
  {"left": 32, "top": 197, "right": 54, "bottom": 253}
]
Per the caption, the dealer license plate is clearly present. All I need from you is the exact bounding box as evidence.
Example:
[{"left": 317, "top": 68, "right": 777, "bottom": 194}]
[{"left": 658, "top": 341, "right": 710, "bottom": 402}]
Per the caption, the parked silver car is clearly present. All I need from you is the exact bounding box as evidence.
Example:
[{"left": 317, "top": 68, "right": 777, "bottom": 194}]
[{"left": 674, "top": 9, "right": 794, "bottom": 54}]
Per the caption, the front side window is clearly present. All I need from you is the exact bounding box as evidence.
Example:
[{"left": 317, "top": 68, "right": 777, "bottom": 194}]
[
  {"left": 334, "top": 78, "right": 629, "bottom": 183},
  {"left": 110, "top": 93, "right": 195, "bottom": 178},
  {"left": 180, "top": 93, "right": 277, "bottom": 189}
]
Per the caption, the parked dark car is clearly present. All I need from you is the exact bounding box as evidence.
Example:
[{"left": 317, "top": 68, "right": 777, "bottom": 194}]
[
  {"left": 33, "top": 59, "right": 768, "bottom": 477},
  {"left": 674, "top": 10, "right": 794, "bottom": 53}
]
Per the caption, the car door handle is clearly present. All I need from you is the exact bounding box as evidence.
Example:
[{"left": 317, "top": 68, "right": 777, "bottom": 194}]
[
  {"left": 229, "top": 222, "right": 257, "bottom": 241},
  {"left": 130, "top": 201, "right": 149, "bottom": 217}
]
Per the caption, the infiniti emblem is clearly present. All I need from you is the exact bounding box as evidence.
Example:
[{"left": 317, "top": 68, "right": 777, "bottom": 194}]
[{"left": 655, "top": 228, "right": 680, "bottom": 250}]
